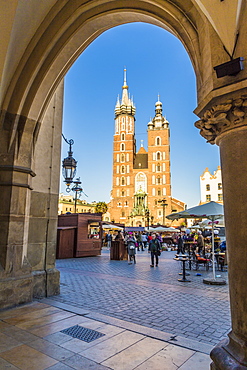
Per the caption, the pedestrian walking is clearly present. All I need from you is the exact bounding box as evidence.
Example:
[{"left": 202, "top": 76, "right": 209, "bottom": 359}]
[
  {"left": 148, "top": 234, "right": 161, "bottom": 267},
  {"left": 127, "top": 233, "right": 136, "bottom": 264},
  {"left": 177, "top": 233, "right": 184, "bottom": 254},
  {"left": 105, "top": 232, "right": 112, "bottom": 250}
]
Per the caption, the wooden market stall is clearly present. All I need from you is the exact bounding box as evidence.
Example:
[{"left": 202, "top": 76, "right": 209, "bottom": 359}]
[{"left": 57, "top": 213, "right": 102, "bottom": 258}]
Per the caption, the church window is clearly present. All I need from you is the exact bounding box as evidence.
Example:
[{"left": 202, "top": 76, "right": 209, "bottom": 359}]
[
  {"left": 157, "top": 163, "right": 161, "bottom": 172},
  {"left": 157, "top": 176, "right": 161, "bottom": 184},
  {"left": 125, "top": 201, "right": 128, "bottom": 206},
  {"left": 163, "top": 188, "right": 166, "bottom": 196},
  {"left": 218, "top": 183, "right": 222, "bottom": 190},
  {"left": 121, "top": 165, "right": 125, "bottom": 174},
  {"left": 135, "top": 172, "right": 147, "bottom": 193},
  {"left": 118, "top": 202, "right": 121, "bottom": 207},
  {"left": 155, "top": 200, "right": 157, "bottom": 205},
  {"left": 163, "top": 175, "right": 166, "bottom": 184},
  {"left": 152, "top": 175, "right": 155, "bottom": 185},
  {"left": 163, "top": 163, "right": 166, "bottom": 171},
  {"left": 116, "top": 154, "right": 120, "bottom": 162},
  {"left": 121, "top": 133, "right": 125, "bottom": 141},
  {"left": 126, "top": 153, "right": 129, "bottom": 162},
  {"left": 152, "top": 164, "right": 155, "bottom": 172},
  {"left": 156, "top": 137, "right": 161, "bottom": 146},
  {"left": 116, "top": 177, "right": 119, "bottom": 185},
  {"left": 157, "top": 152, "right": 161, "bottom": 160},
  {"left": 116, "top": 165, "right": 119, "bottom": 174},
  {"left": 157, "top": 189, "right": 161, "bottom": 196},
  {"left": 121, "top": 143, "right": 125, "bottom": 151},
  {"left": 122, "top": 191, "right": 125, "bottom": 197},
  {"left": 121, "top": 177, "right": 125, "bottom": 185},
  {"left": 206, "top": 184, "right": 210, "bottom": 191},
  {"left": 121, "top": 211, "right": 125, "bottom": 217},
  {"left": 121, "top": 154, "right": 125, "bottom": 162}
]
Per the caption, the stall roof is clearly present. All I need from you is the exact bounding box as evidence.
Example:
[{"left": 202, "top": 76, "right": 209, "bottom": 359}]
[{"left": 125, "top": 227, "right": 145, "bottom": 232}]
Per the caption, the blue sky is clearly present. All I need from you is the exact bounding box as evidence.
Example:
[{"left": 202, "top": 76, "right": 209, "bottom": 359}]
[{"left": 61, "top": 23, "right": 220, "bottom": 208}]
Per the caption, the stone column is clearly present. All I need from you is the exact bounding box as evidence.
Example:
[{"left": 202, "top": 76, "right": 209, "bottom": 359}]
[
  {"left": 0, "top": 112, "right": 35, "bottom": 308},
  {"left": 195, "top": 95, "right": 247, "bottom": 369}
]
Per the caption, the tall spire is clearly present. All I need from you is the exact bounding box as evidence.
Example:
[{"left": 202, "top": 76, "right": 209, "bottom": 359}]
[
  {"left": 114, "top": 69, "right": 136, "bottom": 117},
  {"left": 121, "top": 68, "right": 129, "bottom": 106}
]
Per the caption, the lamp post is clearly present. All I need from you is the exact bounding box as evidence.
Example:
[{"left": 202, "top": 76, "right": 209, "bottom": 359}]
[
  {"left": 158, "top": 198, "right": 168, "bottom": 226},
  {"left": 71, "top": 178, "right": 83, "bottom": 213},
  {"left": 145, "top": 209, "right": 150, "bottom": 230},
  {"left": 62, "top": 135, "right": 77, "bottom": 190},
  {"left": 62, "top": 135, "right": 83, "bottom": 213}
]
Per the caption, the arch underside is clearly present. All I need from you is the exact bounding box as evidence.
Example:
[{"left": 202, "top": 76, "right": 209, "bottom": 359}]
[{"left": 1, "top": 0, "right": 207, "bottom": 151}]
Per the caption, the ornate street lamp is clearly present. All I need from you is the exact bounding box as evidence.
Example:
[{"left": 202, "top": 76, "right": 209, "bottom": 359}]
[
  {"left": 71, "top": 177, "right": 83, "bottom": 213},
  {"left": 62, "top": 134, "right": 77, "bottom": 190},
  {"left": 62, "top": 135, "right": 86, "bottom": 213},
  {"left": 145, "top": 209, "right": 150, "bottom": 230},
  {"left": 158, "top": 198, "right": 168, "bottom": 226}
]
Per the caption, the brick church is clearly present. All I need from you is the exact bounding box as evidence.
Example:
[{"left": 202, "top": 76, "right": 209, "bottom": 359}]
[{"left": 108, "top": 70, "right": 185, "bottom": 227}]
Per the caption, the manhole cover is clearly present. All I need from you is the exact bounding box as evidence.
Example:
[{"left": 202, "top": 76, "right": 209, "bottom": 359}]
[{"left": 61, "top": 325, "right": 105, "bottom": 343}]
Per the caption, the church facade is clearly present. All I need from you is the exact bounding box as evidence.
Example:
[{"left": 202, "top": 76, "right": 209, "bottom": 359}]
[{"left": 108, "top": 71, "right": 185, "bottom": 227}]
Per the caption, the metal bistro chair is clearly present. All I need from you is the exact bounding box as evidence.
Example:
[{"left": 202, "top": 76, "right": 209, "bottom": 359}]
[{"left": 191, "top": 252, "right": 212, "bottom": 271}]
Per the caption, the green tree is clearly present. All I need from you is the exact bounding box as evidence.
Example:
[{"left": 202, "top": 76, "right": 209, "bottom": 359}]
[{"left": 95, "top": 201, "right": 108, "bottom": 214}]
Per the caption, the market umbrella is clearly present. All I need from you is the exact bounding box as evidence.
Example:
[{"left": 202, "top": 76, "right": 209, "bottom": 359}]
[
  {"left": 167, "top": 201, "right": 224, "bottom": 284},
  {"left": 199, "top": 217, "right": 225, "bottom": 228},
  {"left": 147, "top": 226, "right": 179, "bottom": 233},
  {"left": 102, "top": 224, "right": 123, "bottom": 230}
]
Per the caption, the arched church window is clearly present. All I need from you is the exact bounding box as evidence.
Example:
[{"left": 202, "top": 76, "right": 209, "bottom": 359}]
[
  {"left": 157, "top": 176, "right": 161, "bottom": 184},
  {"left": 157, "top": 163, "right": 161, "bottom": 172},
  {"left": 121, "top": 143, "right": 125, "bottom": 151},
  {"left": 121, "top": 154, "right": 125, "bottom": 162},
  {"left": 156, "top": 137, "right": 161, "bottom": 146},
  {"left": 122, "top": 191, "right": 125, "bottom": 197},
  {"left": 135, "top": 172, "right": 147, "bottom": 193},
  {"left": 156, "top": 152, "right": 161, "bottom": 160},
  {"left": 121, "top": 177, "right": 125, "bottom": 185},
  {"left": 121, "top": 133, "right": 125, "bottom": 141},
  {"left": 121, "top": 165, "right": 125, "bottom": 174},
  {"left": 157, "top": 189, "right": 161, "bottom": 196},
  {"left": 121, "top": 211, "right": 125, "bottom": 217}
]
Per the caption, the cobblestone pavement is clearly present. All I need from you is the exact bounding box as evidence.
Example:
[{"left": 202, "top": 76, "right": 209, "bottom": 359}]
[{"left": 51, "top": 249, "right": 231, "bottom": 347}]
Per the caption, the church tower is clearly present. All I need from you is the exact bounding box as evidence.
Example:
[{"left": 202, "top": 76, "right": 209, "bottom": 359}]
[
  {"left": 108, "top": 72, "right": 185, "bottom": 226},
  {"left": 110, "top": 69, "right": 136, "bottom": 223},
  {"left": 147, "top": 98, "right": 172, "bottom": 224}
]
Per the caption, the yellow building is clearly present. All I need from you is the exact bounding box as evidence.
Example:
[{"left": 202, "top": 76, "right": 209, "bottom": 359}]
[{"left": 58, "top": 194, "right": 96, "bottom": 214}]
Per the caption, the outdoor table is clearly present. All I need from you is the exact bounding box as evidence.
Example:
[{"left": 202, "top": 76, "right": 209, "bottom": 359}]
[
  {"left": 183, "top": 242, "right": 196, "bottom": 269},
  {"left": 178, "top": 255, "right": 191, "bottom": 283}
]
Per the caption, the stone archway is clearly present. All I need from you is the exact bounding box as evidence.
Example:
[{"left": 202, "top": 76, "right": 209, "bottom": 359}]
[{"left": 1, "top": 1, "right": 247, "bottom": 369}]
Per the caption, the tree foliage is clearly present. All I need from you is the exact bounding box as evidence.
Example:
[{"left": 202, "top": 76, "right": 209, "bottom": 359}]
[{"left": 95, "top": 201, "right": 108, "bottom": 214}]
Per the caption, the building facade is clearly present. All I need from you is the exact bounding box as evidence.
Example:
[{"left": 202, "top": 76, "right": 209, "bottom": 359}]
[
  {"left": 58, "top": 194, "right": 96, "bottom": 214},
  {"left": 108, "top": 71, "right": 185, "bottom": 226},
  {"left": 200, "top": 166, "right": 223, "bottom": 204}
]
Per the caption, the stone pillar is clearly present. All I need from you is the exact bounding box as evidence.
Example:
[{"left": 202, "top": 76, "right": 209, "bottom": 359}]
[
  {"left": 28, "top": 81, "right": 64, "bottom": 298},
  {"left": 195, "top": 95, "right": 247, "bottom": 369},
  {"left": 0, "top": 112, "right": 35, "bottom": 309}
]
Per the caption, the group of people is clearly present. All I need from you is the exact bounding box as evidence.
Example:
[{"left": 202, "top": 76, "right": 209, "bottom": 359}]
[{"left": 125, "top": 232, "right": 161, "bottom": 267}]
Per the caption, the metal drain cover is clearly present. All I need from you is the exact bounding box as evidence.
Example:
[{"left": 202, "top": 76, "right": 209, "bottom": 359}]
[{"left": 61, "top": 325, "right": 105, "bottom": 343}]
